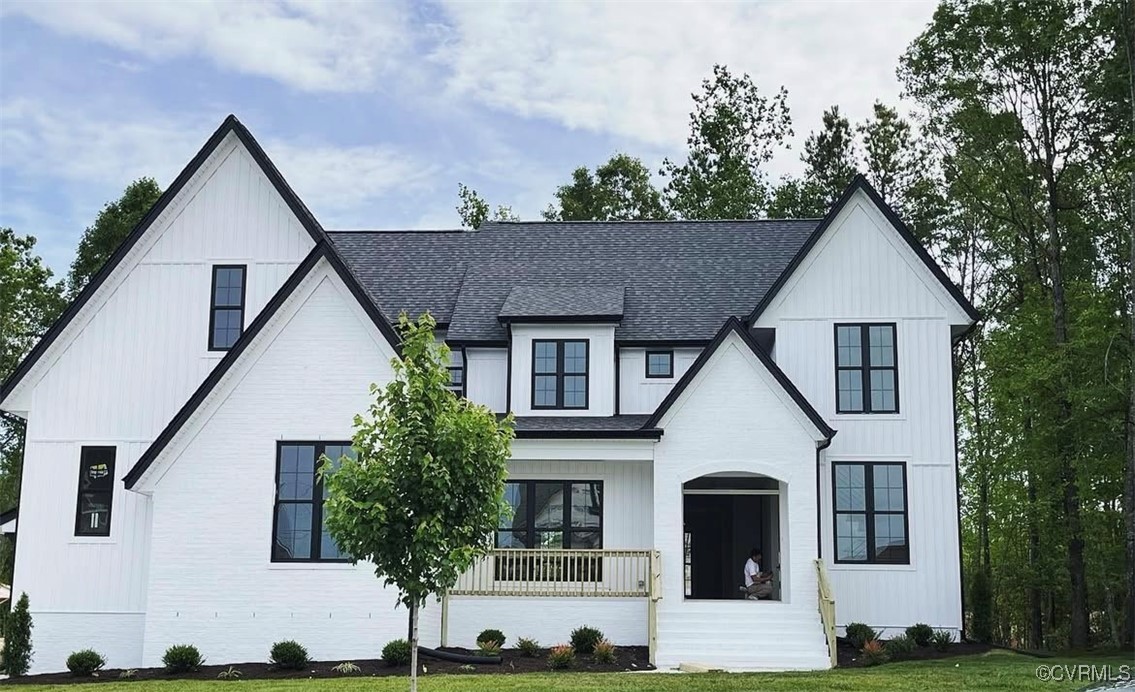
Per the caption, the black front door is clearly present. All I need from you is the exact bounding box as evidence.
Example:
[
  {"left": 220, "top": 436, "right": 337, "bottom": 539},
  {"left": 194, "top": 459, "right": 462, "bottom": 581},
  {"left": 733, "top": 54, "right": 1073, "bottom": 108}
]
[{"left": 683, "top": 494, "right": 732, "bottom": 599}]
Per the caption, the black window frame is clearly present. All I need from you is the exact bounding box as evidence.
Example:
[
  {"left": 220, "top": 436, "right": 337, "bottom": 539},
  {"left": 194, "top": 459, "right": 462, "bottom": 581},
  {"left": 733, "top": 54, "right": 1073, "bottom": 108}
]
[
  {"left": 74, "top": 446, "right": 116, "bottom": 537},
  {"left": 495, "top": 480, "right": 604, "bottom": 581},
  {"left": 832, "top": 461, "right": 910, "bottom": 565},
  {"left": 271, "top": 441, "right": 353, "bottom": 563},
  {"left": 531, "top": 339, "right": 589, "bottom": 410},
  {"left": 834, "top": 323, "right": 899, "bottom": 414},
  {"left": 645, "top": 350, "right": 674, "bottom": 378},
  {"left": 208, "top": 264, "right": 247, "bottom": 352}
]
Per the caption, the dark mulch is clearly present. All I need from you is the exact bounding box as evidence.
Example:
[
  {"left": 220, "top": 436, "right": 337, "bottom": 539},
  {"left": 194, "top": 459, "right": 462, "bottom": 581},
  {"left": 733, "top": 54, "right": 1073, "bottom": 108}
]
[
  {"left": 3, "top": 646, "right": 652, "bottom": 684},
  {"left": 836, "top": 637, "right": 991, "bottom": 668}
]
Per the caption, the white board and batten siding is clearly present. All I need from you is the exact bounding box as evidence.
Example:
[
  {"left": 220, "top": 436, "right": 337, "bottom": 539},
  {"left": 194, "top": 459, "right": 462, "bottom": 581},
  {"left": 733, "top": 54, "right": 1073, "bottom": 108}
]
[
  {"left": 617, "top": 348, "right": 701, "bottom": 415},
  {"left": 463, "top": 348, "right": 507, "bottom": 412},
  {"left": 754, "top": 188, "right": 968, "bottom": 634},
  {"left": 10, "top": 132, "right": 317, "bottom": 673}
]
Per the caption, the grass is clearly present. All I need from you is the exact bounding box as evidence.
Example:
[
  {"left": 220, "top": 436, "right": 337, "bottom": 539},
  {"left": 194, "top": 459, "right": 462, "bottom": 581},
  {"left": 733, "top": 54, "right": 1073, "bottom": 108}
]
[{"left": 13, "top": 651, "right": 1132, "bottom": 691}]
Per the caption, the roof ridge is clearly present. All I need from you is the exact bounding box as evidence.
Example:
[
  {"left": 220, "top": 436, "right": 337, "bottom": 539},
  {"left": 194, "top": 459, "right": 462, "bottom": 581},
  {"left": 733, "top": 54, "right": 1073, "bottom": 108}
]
[
  {"left": 487, "top": 218, "right": 823, "bottom": 225},
  {"left": 327, "top": 229, "right": 467, "bottom": 234}
]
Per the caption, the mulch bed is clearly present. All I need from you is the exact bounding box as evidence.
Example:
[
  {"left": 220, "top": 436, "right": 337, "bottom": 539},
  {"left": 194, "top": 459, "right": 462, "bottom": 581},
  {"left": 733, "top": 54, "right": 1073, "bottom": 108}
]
[
  {"left": 836, "top": 637, "right": 991, "bottom": 668},
  {"left": 3, "top": 646, "right": 653, "bottom": 684}
]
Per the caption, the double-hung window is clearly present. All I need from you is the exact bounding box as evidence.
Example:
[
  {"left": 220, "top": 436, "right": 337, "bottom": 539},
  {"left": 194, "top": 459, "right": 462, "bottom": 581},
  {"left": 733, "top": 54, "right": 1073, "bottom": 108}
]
[
  {"left": 74, "top": 446, "right": 115, "bottom": 537},
  {"left": 532, "top": 340, "right": 588, "bottom": 409},
  {"left": 209, "top": 265, "right": 246, "bottom": 351},
  {"left": 496, "top": 480, "right": 603, "bottom": 580},
  {"left": 272, "top": 442, "right": 354, "bottom": 562},
  {"left": 835, "top": 323, "right": 898, "bottom": 413},
  {"left": 833, "top": 462, "right": 909, "bottom": 564}
]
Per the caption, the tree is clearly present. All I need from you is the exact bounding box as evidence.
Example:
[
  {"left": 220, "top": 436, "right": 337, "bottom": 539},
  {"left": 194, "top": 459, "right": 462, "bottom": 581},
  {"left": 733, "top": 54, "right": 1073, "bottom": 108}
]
[
  {"left": 3, "top": 592, "right": 32, "bottom": 675},
  {"left": 661, "top": 64, "right": 793, "bottom": 219},
  {"left": 803, "top": 105, "right": 857, "bottom": 207},
  {"left": 321, "top": 312, "right": 513, "bottom": 691},
  {"left": 543, "top": 154, "right": 668, "bottom": 221},
  {"left": 67, "top": 178, "right": 161, "bottom": 296},
  {"left": 456, "top": 183, "right": 518, "bottom": 230}
]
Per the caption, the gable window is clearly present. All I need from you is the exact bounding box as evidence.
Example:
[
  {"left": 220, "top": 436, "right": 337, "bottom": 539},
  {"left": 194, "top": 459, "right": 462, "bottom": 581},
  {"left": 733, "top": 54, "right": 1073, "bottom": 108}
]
[
  {"left": 75, "top": 446, "right": 115, "bottom": 537},
  {"left": 209, "top": 265, "right": 246, "bottom": 351},
  {"left": 645, "top": 350, "right": 674, "bottom": 378},
  {"left": 532, "top": 340, "right": 588, "bottom": 409},
  {"left": 272, "top": 442, "right": 355, "bottom": 562},
  {"left": 833, "top": 462, "right": 908, "bottom": 564},
  {"left": 496, "top": 480, "right": 603, "bottom": 580},
  {"left": 835, "top": 323, "right": 898, "bottom": 413}
]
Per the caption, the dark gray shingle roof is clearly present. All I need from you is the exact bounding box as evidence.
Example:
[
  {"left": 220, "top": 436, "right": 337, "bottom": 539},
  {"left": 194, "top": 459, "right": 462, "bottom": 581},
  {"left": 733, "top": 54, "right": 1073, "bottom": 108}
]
[
  {"left": 499, "top": 285, "right": 625, "bottom": 321},
  {"left": 328, "top": 219, "right": 820, "bottom": 342}
]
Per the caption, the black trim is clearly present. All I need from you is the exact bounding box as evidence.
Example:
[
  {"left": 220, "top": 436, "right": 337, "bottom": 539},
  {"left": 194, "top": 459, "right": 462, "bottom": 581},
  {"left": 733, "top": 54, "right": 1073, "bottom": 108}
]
[
  {"left": 496, "top": 479, "right": 604, "bottom": 549},
  {"left": 616, "top": 339, "right": 710, "bottom": 348},
  {"left": 745, "top": 174, "right": 981, "bottom": 326},
  {"left": 123, "top": 243, "right": 401, "bottom": 489},
  {"left": 514, "top": 427, "right": 662, "bottom": 440},
  {"left": 645, "top": 350, "right": 674, "bottom": 378},
  {"left": 499, "top": 315, "right": 622, "bottom": 325},
  {"left": 271, "top": 441, "right": 352, "bottom": 563},
  {"left": 74, "top": 446, "right": 116, "bottom": 537},
  {"left": 0, "top": 114, "right": 328, "bottom": 406},
  {"left": 207, "top": 265, "right": 247, "bottom": 351},
  {"left": 642, "top": 317, "right": 835, "bottom": 440},
  {"left": 613, "top": 347, "right": 620, "bottom": 415},
  {"left": 448, "top": 339, "right": 510, "bottom": 349},
  {"left": 831, "top": 461, "right": 910, "bottom": 565},
  {"left": 504, "top": 325, "right": 513, "bottom": 413},
  {"left": 495, "top": 479, "right": 605, "bottom": 581},
  {"left": 834, "top": 323, "right": 899, "bottom": 414},
  {"left": 0, "top": 505, "right": 17, "bottom": 526},
  {"left": 531, "top": 339, "right": 589, "bottom": 410}
]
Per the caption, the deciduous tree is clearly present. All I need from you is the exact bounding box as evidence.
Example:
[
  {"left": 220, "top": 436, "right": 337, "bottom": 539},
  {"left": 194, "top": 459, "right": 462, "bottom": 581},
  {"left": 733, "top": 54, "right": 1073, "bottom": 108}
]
[
  {"left": 543, "top": 154, "right": 668, "bottom": 221},
  {"left": 68, "top": 177, "right": 161, "bottom": 296}
]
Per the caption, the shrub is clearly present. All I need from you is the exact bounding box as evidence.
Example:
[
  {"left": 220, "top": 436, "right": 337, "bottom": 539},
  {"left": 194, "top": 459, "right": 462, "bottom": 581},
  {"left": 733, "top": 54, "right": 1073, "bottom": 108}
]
[
  {"left": 548, "top": 644, "right": 575, "bottom": 669},
  {"left": 860, "top": 639, "right": 889, "bottom": 666},
  {"left": 931, "top": 629, "right": 954, "bottom": 652},
  {"left": 569, "top": 626, "right": 603, "bottom": 655},
  {"left": 217, "top": 666, "right": 242, "bottom": 680},
  {"left": 905, "top": 623, "right": 934, "bottom": 647},
  {"left": 3, "top": 593, "right": 33, "bottom": 676},
  {"left": 269, "top": 640, "right": 309, "bottom": 670},
  {"left": 382, "top": 638, "right": 412, "bottom": 667},
  {"left": 118, "top": 669, "right": 137, "bottom": 680},
  {"left": 844, "top": 622, "right": 877, "bottom": 650},
  {"left": 476, "top": 628, "right": 506, "bottom": 648},
  {"left": 163, "top": 644, "right": 205, "bottom": 673},
  {"left": 517, "top": 637, "right": 540, "bottom": 657},
  {"left": 332, "top": 661, "right": 361, "bottom": 675},
  {"left": 593, "top": 639, "right": 616, "bottom": 664},
  {"left": 476, "top": 639, "right": 501, "bottom": 656},
  {"left": 884, "top": 634, "right": 915, "bottom": 658},
  {"left": 459, "top": 663, "right": 476, "bottom": 672},
  {"left": 66, "top": 649, "right": 106, "bottom": 676}
]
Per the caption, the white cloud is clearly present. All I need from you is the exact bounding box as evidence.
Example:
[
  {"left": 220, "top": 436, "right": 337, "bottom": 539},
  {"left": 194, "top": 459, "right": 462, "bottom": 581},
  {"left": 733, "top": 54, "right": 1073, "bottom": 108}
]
[{"left": 2, "top": 0, "right": 412, "bottom": 92}]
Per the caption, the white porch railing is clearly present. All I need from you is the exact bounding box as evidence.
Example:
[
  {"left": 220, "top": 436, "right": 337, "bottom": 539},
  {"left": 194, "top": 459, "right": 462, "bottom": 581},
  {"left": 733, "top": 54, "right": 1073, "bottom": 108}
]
[{"left": 815, "top": 558, "right": 837, "bottom": 668}]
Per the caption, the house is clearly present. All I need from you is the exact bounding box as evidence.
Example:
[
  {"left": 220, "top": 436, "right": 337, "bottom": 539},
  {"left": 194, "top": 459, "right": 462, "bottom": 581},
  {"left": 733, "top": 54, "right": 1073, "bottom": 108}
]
[{"left": 0, "top": 115, "right": 978, "bottom": 674}]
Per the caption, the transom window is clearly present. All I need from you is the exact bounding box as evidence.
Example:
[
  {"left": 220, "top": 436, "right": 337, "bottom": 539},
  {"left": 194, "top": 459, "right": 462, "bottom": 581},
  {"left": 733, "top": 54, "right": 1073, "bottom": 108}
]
[
  {"left": 75, "top": 446, "right": 115, "bottom": 537},
  {"left": 833, "top": 462, "right": 909, "bottom": 564},
  {"left": 645, "top": 350, "right": 674, "bottom": 378},
  {"left": 532, "top": 340, "right": 588, "bottom": 409},
  {"left": 209, "top": 265, "right": 246, "bottom": 351},
  {"left": 272, "top": 442, "right": 355, "bottom": 562},
  {"left": 835, "top": 323, "right": 898, "bottom": 413}
]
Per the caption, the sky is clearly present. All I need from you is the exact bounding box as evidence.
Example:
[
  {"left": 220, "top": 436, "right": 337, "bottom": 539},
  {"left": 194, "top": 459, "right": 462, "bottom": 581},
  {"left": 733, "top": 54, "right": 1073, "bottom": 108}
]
[{"left": 0, "top": 0, "right": 937, "bottom": 277}]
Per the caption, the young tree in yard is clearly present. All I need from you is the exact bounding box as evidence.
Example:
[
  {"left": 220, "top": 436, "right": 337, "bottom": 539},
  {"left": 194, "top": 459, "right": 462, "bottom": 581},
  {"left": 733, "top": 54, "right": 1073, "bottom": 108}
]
[
  {"left": 321, "top": 312, "right": 513, "bottom": 691},
  {"left": 67, "top": 177, "right": 161, "bottom": 296}
]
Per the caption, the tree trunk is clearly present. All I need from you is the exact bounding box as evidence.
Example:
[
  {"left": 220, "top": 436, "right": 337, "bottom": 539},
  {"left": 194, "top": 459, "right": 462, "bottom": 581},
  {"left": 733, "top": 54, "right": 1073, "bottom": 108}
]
[
  {"left": 1028, "top": 468, "right": 1043, "bottom": 649},
  {"left": 409, "top": 601, "right": 419, "bottom": 692},
  {"left": 1123, "top": 0, "right": 1135, "bottom": 651}
]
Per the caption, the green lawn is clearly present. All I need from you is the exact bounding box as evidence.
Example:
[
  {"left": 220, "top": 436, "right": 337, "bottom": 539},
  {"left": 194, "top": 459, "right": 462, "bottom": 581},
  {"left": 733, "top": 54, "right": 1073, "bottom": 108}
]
[{"left": 13, "top": 651, "right": 1133, "bottom": 691}]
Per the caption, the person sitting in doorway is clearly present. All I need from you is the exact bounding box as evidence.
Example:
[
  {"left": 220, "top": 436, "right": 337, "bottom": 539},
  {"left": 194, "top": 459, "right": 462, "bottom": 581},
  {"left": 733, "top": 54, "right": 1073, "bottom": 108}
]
[{"left": 743, "top": 548, "right": 773, "bottom": 600}]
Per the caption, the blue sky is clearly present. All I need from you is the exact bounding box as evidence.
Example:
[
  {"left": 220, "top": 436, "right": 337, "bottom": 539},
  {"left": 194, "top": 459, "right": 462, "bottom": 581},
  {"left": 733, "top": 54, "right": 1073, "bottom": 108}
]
[{"left": 0, "top": 1, "right": 936, "bottom": 277}]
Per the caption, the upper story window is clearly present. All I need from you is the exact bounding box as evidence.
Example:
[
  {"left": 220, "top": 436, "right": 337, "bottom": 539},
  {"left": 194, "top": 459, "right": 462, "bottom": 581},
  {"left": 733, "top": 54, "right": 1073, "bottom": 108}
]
[
  {"left": 835, "top": 323, "right": 898, "bottom": 414},
  {"left": 833, "top": 462, "right": 909, "bottom": 564},
  {"left": 209, "top": 265, "right": 246, "bottom": 351},
  {"left": 645, "top": 350, "right": 674, "bottom": 378},
  {"left": 272, "top": 442, "right": 354, "bottom": 562},
  {"left": 75, "top": 446, "right": 115, "bottom": 537},
  {"left": 532, "top": 339, "right": 588, "bottom": 410},
  {"left": 446, "top": 365, "right": 464, "bottom": 397}
]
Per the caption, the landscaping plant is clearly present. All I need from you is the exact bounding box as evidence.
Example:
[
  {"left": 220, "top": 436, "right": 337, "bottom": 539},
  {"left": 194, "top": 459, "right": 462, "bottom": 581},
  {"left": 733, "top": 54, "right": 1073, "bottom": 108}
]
[
  {"left": 905, "top": 623, "right": 934, "bottom": 647},
  {"left": 860, "top": 639, "right": 889, "bottom": 666},
  {"left": 332, "top": 661, "right": 361, "bottom": 675},
  {"left": 476, "top": 628, "right": 506, "bottom": 648},
  {"left": 3, "top": 592, "right": 33, "bottom": 676},
  {"left": 844, "top": 622, "right": 877, "bottom": 650},
  {"left": 884, "top": 633, "right": 916, "bottom": 658},
  {"left": 162, "top": 644, "right": 205, "bottom": 673},
  {"left": 548, "top": 644, "right": 575, "bottom": 669},
  {"left": 570, "top": 625, "right": 604, "bottom": 655},
  {"left": 593, "top": 639, "right": 617, "bottom": 663},
  {"left": 269, "top": 640, "right": 309, "bottom": 670},
  {"left": 217, "top": 666, "right": 242, "bottom": 680},
  {"left": 931, "top": 629, "right": 954, "bottom": 651},
  {"left": 382, "top": 638, "right": 412, "bottom": 667},
  {"left": 476, "top": 639, "right": 502, "bottom": 656},
  {"left": 65, "top": 649, "right": 105, "bottom": 677},
  {"left": 516, "top": 637, "right": 540, "bottom": 657}
]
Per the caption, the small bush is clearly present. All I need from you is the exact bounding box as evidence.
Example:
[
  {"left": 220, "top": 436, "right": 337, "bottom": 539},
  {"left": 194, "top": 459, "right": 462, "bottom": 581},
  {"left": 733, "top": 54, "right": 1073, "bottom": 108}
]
[
  {"left": 476, "top": 639, "right": 501, "bottom": 656},
  {"left": 66, "top": 649, "right": 106, "bottom": 676},
  {"left": 548, "top": 644, "right": 575, "bottom": 669},
  {"left": 118, "top": 669, "right": 137, "bottom": 680},
  {"left": 905, "top": 623, "right": 934, "bottom": 647},
  {"left": 931, "top": 629, "right": 954, "bottom": 652},
  {"left": 517, "top": 637, "right": 540, "bottom": 657},
  {"left": 569, "top": 626, "right": 603, "bottom": 655},
  {"left": 476, "top": 628, "right": 506, "bottom": 648},
  {"left": 162, "top": 644, "right": 205, "bottom": 673},
  {"left": 844, "top": 622, "right": 877, "bottom": 650},
  {"left": 217, "top": 666, "right": 242, "bottom": 680},
  {"left": 885, "top": 634, "right": 916, "bottom": 658},
  {"left": 269, "top": 640, "right": 309, "bottom": 670},
  {"left": 861, "top": 639, "right": 889, "bottom": 666},
  {"left": 3, "top": 593, "right": 33, "bottom": 676},
  {"left": 382, "top": 638, "right": 412, "bottom": 667},
  {"left": 459, "top": 663, "right": 476, "bottom": 672},
  {"left": 593, "top": 639, "right": 616, "bottom": 664},
  {"left": 332, "top": 661, "right": 361, "bottom": 675}
]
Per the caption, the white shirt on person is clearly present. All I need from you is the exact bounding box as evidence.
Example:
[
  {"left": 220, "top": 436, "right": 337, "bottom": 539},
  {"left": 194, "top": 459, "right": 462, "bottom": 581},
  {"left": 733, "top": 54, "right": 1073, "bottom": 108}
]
[{"left": 744, "top": 558, "right": 761, "bottom": 586}]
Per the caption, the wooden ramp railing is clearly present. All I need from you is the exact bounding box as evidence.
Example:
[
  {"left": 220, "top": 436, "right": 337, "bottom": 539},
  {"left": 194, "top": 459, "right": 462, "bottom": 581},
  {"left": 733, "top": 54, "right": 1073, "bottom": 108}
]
[{"left": 815, "top": 558, "right": 837, "bottom": 668}]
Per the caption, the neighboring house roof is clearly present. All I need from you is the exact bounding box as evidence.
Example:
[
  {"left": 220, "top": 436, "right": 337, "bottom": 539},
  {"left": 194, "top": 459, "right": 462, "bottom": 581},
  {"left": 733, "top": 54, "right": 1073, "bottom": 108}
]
[
  {"left": 643, "top": 317, "right": 836, "bottom": 442},
  {"left": 498, "top": 285, "right": 625, "bottom": 323},
  {"left": 0, "top": 114, "right": 329, "bottom": 407},
  {"left": 511, "top": 415, "right": 660, "bottom": 439}
]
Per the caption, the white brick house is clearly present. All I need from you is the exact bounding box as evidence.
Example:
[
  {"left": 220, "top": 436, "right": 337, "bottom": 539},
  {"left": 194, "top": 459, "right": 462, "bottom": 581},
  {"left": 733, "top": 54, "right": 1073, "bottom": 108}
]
[{"left": 0, "top": 115, "right": 979, "bottom": 673}]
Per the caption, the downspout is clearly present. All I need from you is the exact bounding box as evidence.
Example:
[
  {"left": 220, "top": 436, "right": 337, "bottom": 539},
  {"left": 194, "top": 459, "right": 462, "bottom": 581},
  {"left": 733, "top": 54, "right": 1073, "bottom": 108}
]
[
  {"left": 614, "top": 345, "right": 620, "bottom": 415},
  {"left": 504, "top": 324, "right": 513, "bottom": 414},
  {"left": 816, "top": 436, "right": 833, "bottom": 561}
]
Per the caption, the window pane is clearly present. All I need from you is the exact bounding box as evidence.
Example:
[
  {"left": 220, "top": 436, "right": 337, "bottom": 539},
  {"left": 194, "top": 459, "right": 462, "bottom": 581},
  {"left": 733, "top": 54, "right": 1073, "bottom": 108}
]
[
  {"left": 535, "top": 531, "right": 564, "bottom": 549},
  {"left": 647, "top": 352, "right": 672, "bottom": 376},
  {"left": 874, "top": 514, "right": 907, "bottom": 562},
  {"left": 496, "top": 530, "right": 528, "bottom": 549},
  {"left": 320, "top": 520, "right": 346, "bottom": 560},
  {"left": 873, "top": 465, "right": 904, "bottom": 511},
  {"left": 534, "top": 375, "right": 558, "bottom": 407},
  {"left": 533, "top": 482, "right": 564, "bottom": 529},
  {"left": 869, "top": 370, "right": 896, "bottom": 412},
  {"left": 570, "top": 483, "right": 602, "bottom": 528},
  {"left": 836, "top": 326, "right": 862, "bottom": 366},
  {"left": 534, "top": 342, "right": 557, "bottom": 373},
  {"left": 78, "top": 493, "right": 111, "bottom": 532},
  {"left": 570, "top": 530, "right": 601, "bottom": 549},
  {"left": 563, "top": 375, "right": 587, "bottom": 408},
  {"left": 212, "top": 309, "right": 242, "bottom": 349},
  {"left": 278, "top": 445, "right": 314, "bottom": 500},
  {"left": 447, "top": 367, "right": 463, "bottom": 386},
  {"left": 869, "top": 325, "right": 894, "bottom": 366},
  {"left": 501, "top": 482, "right": 528, "bottom": 530},
  {"left": 837, "top": 370, "right": 863, "bottom": 412},
  {"left": 836, "top": 513, "right": 867, "bottom": 561},
  {"left": 274, "top": 503, "right": 312, "bottom": 559},
  {"left": 563, "top": 342, "right": 587, "bottom": 374},
  {"left": 835, "top": 464, "right": 865, "bottom": 511}
]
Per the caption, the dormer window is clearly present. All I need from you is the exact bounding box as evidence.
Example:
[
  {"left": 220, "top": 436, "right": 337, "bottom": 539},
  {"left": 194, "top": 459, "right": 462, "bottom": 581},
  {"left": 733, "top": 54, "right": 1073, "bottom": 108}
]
[
  {"left": 646, "top": 350, "right": 674, "bottom": 378},
  {"left": 532, "top": 339, "right": 588, "bottom": 409}
]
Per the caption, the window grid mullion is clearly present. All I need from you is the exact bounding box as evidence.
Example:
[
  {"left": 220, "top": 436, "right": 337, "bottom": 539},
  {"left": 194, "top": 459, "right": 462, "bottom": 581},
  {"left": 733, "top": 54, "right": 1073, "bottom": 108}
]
[
  {"left": 311, "top": 443, "right": 324, "bottom": 560},
  {"left": 557, "top": 341, "right": 565, "bottom": 408},
  {"left": 860, "top": 325, "right": 872, "bottom": 413}
]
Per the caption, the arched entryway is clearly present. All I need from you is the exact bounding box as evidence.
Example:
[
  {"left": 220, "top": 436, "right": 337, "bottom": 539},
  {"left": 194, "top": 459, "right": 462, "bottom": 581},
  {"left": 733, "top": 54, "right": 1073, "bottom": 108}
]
[{"left": 682, "top": 472, "right": 784, "bottom": 601}]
